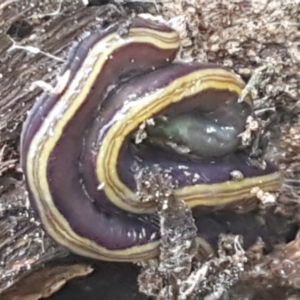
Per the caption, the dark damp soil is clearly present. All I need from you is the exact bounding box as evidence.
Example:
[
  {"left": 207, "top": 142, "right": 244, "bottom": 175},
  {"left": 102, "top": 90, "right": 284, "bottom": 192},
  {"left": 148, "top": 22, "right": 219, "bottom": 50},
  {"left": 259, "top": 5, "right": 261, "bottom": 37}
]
[{"left": 47, "top": 257, "right": 148, "bottom": 300}]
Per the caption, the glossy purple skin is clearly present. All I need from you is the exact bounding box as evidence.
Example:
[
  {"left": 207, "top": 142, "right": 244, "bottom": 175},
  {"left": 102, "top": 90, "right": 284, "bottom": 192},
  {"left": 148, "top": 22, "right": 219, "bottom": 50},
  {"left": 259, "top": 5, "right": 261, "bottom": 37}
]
[
  {"left": 21, "top": 18, "right": 277, "bottom": 252},
  {"left": 84, "top": 62, "right": 272, "bottom": 195},
  {"left": 21, "top": 18, "right": 177, "bottom": 250},
  {"left": 118, "top": 146, "right": 277, "bottom": 192}
]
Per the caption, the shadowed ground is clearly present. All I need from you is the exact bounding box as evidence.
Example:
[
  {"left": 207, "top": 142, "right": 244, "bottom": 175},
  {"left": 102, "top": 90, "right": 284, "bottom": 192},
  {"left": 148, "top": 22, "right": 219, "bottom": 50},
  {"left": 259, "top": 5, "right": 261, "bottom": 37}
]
[{"left": 0, "top": 1, "right": 300, "bottom": 299}]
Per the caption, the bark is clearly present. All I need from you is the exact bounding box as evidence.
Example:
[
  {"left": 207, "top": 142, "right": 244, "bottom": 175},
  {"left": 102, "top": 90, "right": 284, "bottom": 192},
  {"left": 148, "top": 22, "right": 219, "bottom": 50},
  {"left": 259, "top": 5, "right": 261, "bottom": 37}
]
[{"left": 0, "top": 1, "right": 300, "bottom": 299}]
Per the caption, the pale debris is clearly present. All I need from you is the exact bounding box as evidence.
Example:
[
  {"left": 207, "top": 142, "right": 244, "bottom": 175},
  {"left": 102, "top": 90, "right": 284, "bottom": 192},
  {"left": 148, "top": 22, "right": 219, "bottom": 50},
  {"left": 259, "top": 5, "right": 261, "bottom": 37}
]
[
  {"left": 238, "top": 64, "right": 275, "bottom": 104},
  {"left": 239, "top": 115, "right": 260, "bottom": 147},
  {"left": 251, "top": 186, "right": 278, "bottom": 209},
  {"left": 230, "top": 170, "right": 244, "bottom": 181},
  {"left": 7, "top": 37, "right": 65, "bottom": 62},
  {"left": 134, "top": 118, "right": 155, "bottom": 144}
]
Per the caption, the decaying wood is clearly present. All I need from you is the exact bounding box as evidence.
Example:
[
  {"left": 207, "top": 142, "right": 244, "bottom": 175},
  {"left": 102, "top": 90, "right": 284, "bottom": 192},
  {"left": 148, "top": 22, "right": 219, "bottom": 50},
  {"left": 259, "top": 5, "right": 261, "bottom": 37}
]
[{"left": 0, "top": 0, "right": 300, "bottom": 299}]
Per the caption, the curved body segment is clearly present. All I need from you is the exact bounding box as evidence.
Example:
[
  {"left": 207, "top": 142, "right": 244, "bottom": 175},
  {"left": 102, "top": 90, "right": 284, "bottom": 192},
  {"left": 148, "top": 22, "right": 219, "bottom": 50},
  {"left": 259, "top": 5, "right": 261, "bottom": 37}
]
[{"left": 21, "top": 18, "right": 281, "bottom": 261}]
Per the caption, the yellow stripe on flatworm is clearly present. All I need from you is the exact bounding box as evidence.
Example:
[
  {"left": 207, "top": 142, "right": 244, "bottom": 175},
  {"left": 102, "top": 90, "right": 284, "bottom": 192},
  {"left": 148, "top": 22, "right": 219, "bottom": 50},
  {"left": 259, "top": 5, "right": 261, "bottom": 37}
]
[
  {"left": 25, "top": 27, "right": 180, "bottom": 261},
  {"left": 176, "top": 171, "right": 282, "bottom": 207},
  {"left": 97, "top": 69, "right": 267, "bottom": 214}
]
